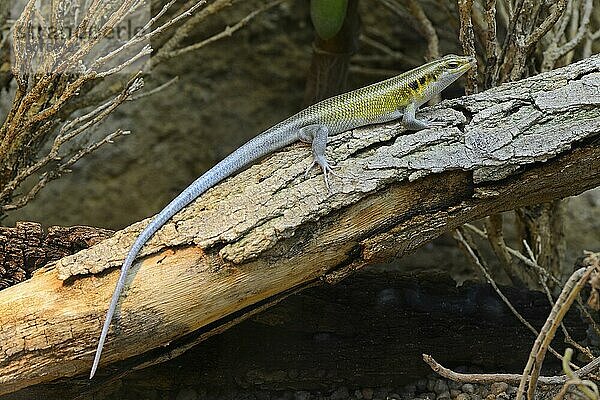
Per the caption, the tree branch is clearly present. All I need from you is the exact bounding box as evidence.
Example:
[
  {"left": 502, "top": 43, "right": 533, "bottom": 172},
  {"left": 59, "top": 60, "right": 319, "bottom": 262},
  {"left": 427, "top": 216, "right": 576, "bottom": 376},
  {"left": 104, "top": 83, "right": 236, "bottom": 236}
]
[{"left": 0, "top": 55, "right": 599, "bottom": 395}]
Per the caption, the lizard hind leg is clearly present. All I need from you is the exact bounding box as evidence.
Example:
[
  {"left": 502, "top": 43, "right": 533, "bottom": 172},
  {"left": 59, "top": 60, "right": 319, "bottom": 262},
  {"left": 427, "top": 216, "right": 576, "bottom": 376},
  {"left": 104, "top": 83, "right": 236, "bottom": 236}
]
[{"left": 297, "top": 124, "right": 339, "bottom": 192}]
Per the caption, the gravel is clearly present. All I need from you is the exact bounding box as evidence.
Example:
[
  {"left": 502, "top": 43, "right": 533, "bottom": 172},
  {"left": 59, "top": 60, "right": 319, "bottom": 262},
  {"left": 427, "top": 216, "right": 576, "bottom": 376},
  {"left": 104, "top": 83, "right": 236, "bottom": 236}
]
[{"left": 169, "top": 377, "right": 521, "bottom": 400}]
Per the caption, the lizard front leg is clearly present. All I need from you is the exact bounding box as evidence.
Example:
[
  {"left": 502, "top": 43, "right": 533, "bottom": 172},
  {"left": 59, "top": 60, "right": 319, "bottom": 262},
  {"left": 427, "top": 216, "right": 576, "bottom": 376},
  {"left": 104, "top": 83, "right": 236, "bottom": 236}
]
[
  {"left": 402, "top": 102, "right": 430, "bottom": 130},
  {"left": 297, "top": 124, "right": 338, "bottom": 192}
]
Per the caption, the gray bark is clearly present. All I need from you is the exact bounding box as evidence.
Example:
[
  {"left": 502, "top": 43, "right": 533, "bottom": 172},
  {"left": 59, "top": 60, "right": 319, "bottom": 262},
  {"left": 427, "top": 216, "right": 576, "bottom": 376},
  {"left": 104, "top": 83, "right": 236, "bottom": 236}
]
[{"left": 0, "top": 55, "right": 598, "bottom": 395}]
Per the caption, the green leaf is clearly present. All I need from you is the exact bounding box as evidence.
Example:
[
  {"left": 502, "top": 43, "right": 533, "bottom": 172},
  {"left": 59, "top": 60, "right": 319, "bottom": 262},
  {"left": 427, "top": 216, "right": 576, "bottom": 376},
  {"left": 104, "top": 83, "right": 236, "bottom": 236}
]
[{"left": 310, "top": 0, "right": 348, "bottom": 40}]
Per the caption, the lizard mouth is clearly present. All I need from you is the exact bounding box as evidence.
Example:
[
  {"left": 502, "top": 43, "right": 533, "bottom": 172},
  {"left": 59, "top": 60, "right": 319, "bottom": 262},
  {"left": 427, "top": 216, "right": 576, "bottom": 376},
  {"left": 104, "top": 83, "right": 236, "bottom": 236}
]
[{"left": 467, "top": 57, "right": 477, "bottom": 69}]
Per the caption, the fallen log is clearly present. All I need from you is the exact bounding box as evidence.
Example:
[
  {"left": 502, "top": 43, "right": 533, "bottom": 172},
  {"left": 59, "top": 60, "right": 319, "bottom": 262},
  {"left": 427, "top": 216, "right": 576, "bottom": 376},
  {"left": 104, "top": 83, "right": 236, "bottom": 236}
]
[
  {"left": 3, "top": 271, "right": 589, "bottom": 399},
  {"left": 0, "top": 55, "right": 599, "bottom": 395}
]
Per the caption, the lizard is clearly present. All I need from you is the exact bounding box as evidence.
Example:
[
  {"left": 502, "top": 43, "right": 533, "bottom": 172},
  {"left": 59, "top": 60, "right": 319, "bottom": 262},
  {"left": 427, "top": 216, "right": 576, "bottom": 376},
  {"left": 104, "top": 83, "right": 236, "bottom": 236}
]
[{"left": 90, "top": 54, "right": 476, "bottom": 378}]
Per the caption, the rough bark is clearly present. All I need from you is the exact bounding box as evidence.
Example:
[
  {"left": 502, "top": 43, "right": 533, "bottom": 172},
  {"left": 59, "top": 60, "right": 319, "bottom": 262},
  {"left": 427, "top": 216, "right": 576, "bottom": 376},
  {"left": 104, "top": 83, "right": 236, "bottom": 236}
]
[
  {"left": 0, "top": 55, "right": 599, "bottom": 395},
  {"left": 2, "top": 271, "right": 589, "bottom": 400},
  {"left": 0, "top": 222, "right": 113, "bottom": 289}
]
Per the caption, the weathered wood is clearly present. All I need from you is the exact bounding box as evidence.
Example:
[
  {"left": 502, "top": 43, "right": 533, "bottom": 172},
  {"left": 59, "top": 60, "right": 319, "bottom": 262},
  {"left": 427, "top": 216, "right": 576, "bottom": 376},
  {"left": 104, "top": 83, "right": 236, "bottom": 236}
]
[
  {"left": 0, "top": 55, "right": 599, "bottom": 395},
  {"left": 2, "top": 271, "right": 588, "bottom": 400},
  {"left": 0, "top": 222, "right": 113, "bottom": 289}
]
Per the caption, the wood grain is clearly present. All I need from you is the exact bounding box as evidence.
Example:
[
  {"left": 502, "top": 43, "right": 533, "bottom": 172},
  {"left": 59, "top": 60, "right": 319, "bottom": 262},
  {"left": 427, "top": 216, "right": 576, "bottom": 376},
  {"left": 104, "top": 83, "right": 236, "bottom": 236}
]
[{"left": 0, "top": 55, "right": 598, "bottom": 395}]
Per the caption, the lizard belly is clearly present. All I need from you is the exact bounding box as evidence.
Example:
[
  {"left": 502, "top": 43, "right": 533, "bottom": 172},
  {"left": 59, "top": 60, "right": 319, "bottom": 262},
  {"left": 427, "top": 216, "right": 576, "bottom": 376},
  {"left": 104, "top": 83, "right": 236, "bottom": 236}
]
[{"left": 342, "top": 109, "right": 404, "bottom": 133}]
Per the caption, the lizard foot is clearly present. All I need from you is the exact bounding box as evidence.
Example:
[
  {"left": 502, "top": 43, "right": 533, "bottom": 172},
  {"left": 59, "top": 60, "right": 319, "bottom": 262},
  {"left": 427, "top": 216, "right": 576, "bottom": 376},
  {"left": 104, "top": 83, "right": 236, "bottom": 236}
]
[{"left": 304, "top": 155, "right": 340, "bottom": 192}]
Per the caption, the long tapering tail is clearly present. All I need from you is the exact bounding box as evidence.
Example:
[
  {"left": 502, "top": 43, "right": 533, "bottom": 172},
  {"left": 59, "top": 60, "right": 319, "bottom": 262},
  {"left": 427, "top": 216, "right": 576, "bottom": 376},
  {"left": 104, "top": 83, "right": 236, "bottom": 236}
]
[{"left": 89, "top": 125, "right": 298, "bottom": 378}]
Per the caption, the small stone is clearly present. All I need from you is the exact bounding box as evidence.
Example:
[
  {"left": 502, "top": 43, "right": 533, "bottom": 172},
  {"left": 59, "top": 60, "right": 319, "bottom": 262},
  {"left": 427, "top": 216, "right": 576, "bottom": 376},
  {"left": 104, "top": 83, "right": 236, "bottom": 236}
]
[
  {"left": 455, "top": 394, "right": 470, "bottom": 400},
  {"left": 461, "top": 385, "right": 475, "bottom": 394},
  {"left": 433, "top": 381, "right": 449, "bottom": 395},
  {"left": 505, "top": 386, "right": 516, "bottom": 395},
  {"left": 331, "top": 387, "right": 349, "bottom": 400},
  {"left": 416, "top": 379, "right": 428, "bottom": 392},
  {"left": 422, "top": 392, "right": 436, "bottom": 400},
  {"left": 448, "top": 381, "right": 461, "bottom": 390},
  {"left": 436, "top": 391, "right": 451, "bottom": 400},
  {"left": 175, "top": 388, "right": 198, "bottom": 400},
  {"left": 485, "top": 394, "right": 495, "bottom": 400},
  {"left": 355, "top": 389, "right": 364, "bottom": 399},
  {"left": 490, "top": 383, "right": 508, "bottom": 395},
  {"left": 295, "top": 391, "right": 310, "bottom": 400},
  {"left": 496, "top": 393, "right": 510, "bottom": 400},
  {"left": 362, "top": 388, "right": 374, "bottom": 400},
  {"left": 388, "top": 393, "right": 401, "bottom": 400},
  {"left": 450, "top": 389, "right": 461, "bottom": 398}
]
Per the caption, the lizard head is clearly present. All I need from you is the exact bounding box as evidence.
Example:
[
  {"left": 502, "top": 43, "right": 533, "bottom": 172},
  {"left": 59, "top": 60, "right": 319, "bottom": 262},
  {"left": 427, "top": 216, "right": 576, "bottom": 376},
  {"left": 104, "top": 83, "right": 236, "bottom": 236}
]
[
  {"left": 410, "top": 54, "right": 475, "bottom": 103},
  {"left": 431, "top": 54, "right": 476, "bottom": 91},
  {"left": 439, "top": 54, "right": 477, "bottom": 76}
]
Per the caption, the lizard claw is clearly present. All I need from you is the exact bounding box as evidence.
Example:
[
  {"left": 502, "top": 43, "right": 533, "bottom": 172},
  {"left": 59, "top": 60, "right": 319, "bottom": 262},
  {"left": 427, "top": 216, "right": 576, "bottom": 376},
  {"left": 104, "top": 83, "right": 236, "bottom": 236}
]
[
  {"left": 304, "top": 156, "right": 340, "bottom": 192},
  {"left": 423, "top": 118, "right": 446, "bottom": 128}
]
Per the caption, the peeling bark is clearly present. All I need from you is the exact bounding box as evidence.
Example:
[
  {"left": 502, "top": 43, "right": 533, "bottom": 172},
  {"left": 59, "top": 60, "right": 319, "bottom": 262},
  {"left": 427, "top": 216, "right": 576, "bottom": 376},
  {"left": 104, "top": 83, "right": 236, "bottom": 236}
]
[
  {"left": 0, "top": 55, "right": 599, "bottom": 395},
  {"left": 0, "top": 222, "right": 113, "bottom": 289}
]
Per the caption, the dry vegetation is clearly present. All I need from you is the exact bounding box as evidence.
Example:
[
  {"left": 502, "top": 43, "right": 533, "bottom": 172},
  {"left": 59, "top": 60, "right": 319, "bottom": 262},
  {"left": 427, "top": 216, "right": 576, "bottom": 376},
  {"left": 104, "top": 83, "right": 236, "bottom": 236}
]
[{"left": 0, "top": 0, "right": 599, "bottom": 399}]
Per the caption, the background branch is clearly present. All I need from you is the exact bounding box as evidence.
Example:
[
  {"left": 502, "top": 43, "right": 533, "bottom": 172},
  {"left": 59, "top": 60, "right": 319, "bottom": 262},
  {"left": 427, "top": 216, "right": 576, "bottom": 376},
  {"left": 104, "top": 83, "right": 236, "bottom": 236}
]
[{"left": 0, "top": 55, "right": 599, "bottom": 395}]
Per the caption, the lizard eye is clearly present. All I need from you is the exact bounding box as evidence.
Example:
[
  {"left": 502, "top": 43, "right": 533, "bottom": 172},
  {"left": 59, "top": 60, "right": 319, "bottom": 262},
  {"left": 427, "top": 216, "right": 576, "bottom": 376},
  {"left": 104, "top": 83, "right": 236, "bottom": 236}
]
[{"left": 447, "top": 61, "right": 461, "bottom": 69}]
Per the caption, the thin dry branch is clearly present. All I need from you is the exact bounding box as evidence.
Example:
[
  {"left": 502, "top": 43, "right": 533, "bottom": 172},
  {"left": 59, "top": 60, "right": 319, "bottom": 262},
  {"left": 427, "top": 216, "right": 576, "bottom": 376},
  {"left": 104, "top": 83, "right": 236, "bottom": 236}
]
[
  {"left": 2, "top": 129, "right": 130, "bottom": 212},
  {"left": 482, "top": 0, "right": 498, "bottom": 88},
  {"left": 0, "top": 74, "right": 144, "bottom": 209},
  {"left": 521, "top": 240, "right": 595, "bottom": 361},
  {"left": 453, "top": 228, "right": 574, "bottom": 367},
  {"left": 1, "top": 0, "right": 275, "bottom": 214},
  {"left": 483, "top": 214, "right": 527, "bottom": 287},
  {"left": 151, "top": 0, "right": 243, "bottom": 66},
  {"left": 162, "top": 0, "right": 283, "bottom": 61},
  {"left": 423, "top": 353, "right": 600, "bottom": 386},
  {"left": 405, "top": 0, "right": 439, "bottom": 61},
  {"left": 516, "top": 255, "right": 599, "bottom": 400},
  {"left": 542, "top": 0, "right": 593, "bottom": 71},
  {"left": 457, "top": 0, "right": 478, "bottom": 94},
  {"left": 523, "top": 1, "right": 568, "bottom": 49}
]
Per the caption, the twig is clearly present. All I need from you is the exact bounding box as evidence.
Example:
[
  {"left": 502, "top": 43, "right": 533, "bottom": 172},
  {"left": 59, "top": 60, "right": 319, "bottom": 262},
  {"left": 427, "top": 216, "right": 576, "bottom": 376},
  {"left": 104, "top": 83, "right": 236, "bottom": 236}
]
[
  {"left": 553, "top": 348, "right": 600, "bottom": 400},
  {"left": 423, "top": 354, "right": 589, "bottom": 385},
  {"left": 463, "top": 223, "right": 562, "bottom": 286},
  {"left": 483, "top": 215, "right": 526, "bottom": 287},
  {"left": 2, "top": 129, "right": 130, "bottom": 212},
  {"left": 92, "top": 0, "right": 208, "bottom": 70},
  {"left": 130, "top": 76, "right": 179, "bottom": 101},
  {"left": 516, "top": 259, "right": 598, "bottom": 400},
  {"left": 542, "top": 0, "right": 593, "bottom": 71},
  {"left": 0, "top": 74, "right": 144, "bottom": 208},
  {"left": 453, "top": 228, "right": 572, "bottom": 366},
  {"left": 152, "top": 0, "right": 243, "bottom": 66},
  {"left": 457, "top": 0, "right": 478, "bottom": 94},
  {"left": 523, "top": 0, "right": 568, "bottom": 49},
  {"left": 162, "top": 0, "right": 283, "bottom": 60},
  {"left": 522, "top": 240, "right": 595, "bottom": 361},
  {"left": 96, "top": 45, "right": 152, "bottom": 78},
  {"left": 405, "top": 0, "right": 439, "bottom": 61},
  {"left": 482, "top": 0, "right": 498, "bottom": 88}
]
